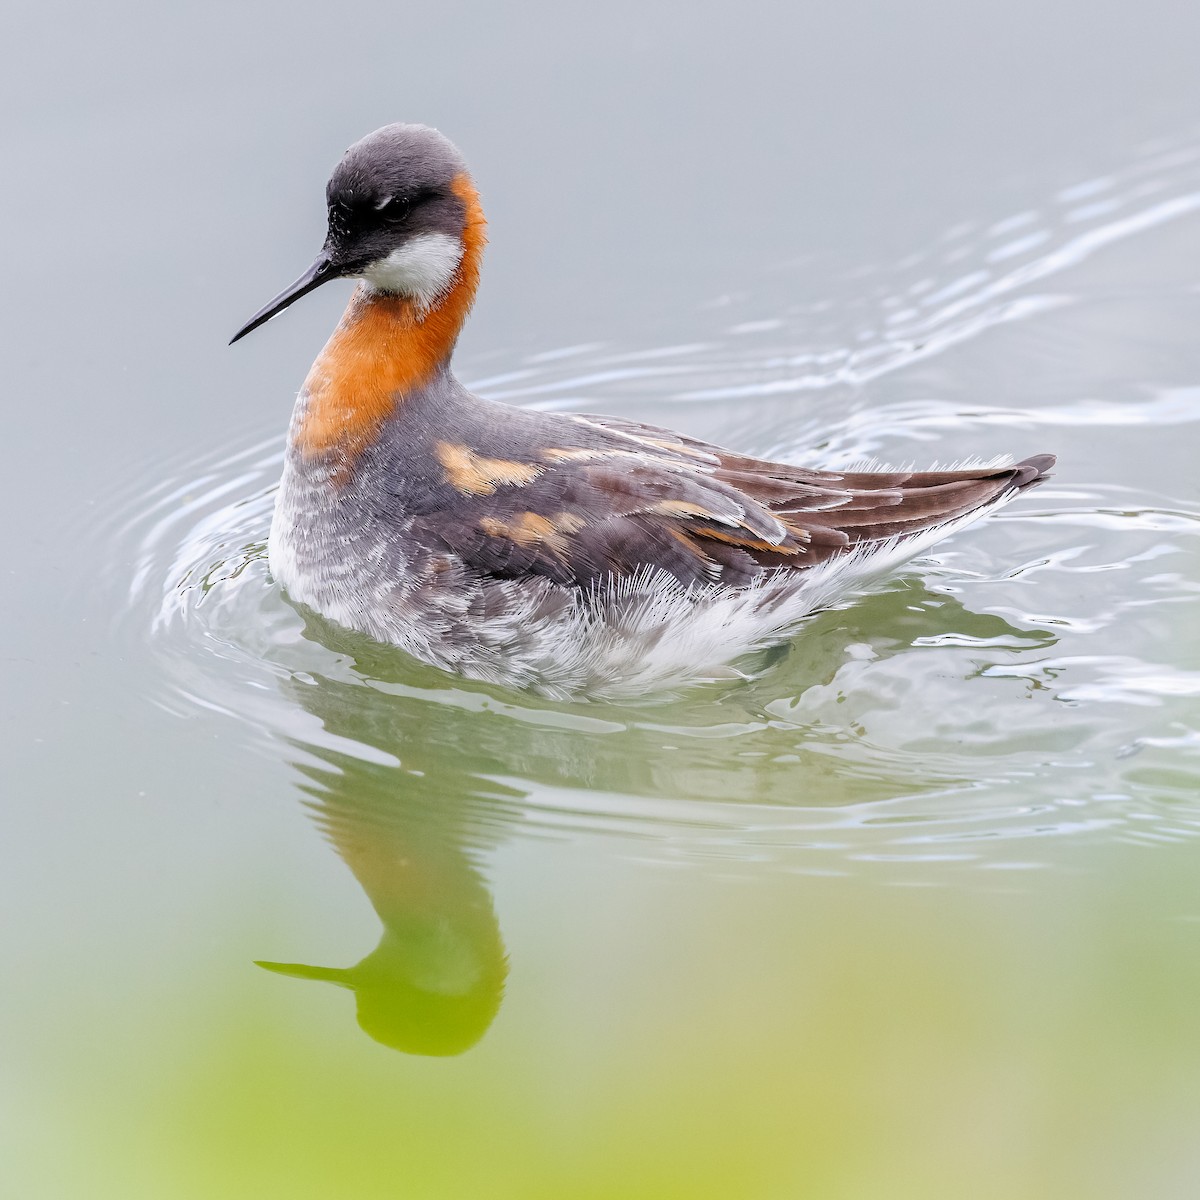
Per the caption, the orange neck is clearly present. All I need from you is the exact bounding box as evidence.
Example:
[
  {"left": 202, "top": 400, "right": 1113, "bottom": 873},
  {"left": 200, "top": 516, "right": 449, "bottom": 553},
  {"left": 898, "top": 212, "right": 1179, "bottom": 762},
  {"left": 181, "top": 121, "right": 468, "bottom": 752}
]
[{"left": 294, "top": 173, "right": 486, "bottom": 466}]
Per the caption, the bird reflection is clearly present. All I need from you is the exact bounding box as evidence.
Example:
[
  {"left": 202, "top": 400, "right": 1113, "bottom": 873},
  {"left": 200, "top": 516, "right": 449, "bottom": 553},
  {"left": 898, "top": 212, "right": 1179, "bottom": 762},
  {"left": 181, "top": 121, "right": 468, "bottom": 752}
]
[
  {"left": 256, "top": 657, "right": 526, "bottom": 1057},
  {"left": 255, "top": 580, "right": 1052, "bottom": 1056}
]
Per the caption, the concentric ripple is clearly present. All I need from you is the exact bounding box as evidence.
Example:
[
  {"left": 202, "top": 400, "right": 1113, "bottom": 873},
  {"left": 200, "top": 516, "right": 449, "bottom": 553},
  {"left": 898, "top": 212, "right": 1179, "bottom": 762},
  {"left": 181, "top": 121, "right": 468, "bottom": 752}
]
[{"left": 107, "top": 134, "right": 1200, "bottom": 874}]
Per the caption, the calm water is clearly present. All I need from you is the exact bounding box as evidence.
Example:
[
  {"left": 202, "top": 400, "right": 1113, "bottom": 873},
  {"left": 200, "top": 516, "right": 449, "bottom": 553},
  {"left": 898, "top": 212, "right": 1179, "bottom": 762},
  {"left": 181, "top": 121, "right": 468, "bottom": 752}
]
[{"left": 6, "top": 3, "right": 1200, "bottom": 1196}]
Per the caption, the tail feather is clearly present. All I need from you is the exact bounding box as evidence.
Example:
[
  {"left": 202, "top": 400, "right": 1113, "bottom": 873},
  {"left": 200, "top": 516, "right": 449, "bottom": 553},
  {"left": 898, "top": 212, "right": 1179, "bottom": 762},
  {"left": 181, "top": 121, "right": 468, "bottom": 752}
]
[{"left": 1011, "top": 453, "right": 1056, "bottom": 489}]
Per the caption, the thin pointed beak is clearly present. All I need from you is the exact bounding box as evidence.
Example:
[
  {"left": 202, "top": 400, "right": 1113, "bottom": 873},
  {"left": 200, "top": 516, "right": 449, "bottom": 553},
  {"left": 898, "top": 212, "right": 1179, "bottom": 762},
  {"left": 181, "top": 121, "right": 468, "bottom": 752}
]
[
  {"left": 229, "top": 252, "right": 337, "bottom": 345},
  {"left": 255, "top": 960, "right": 355, "bottom": 988}
]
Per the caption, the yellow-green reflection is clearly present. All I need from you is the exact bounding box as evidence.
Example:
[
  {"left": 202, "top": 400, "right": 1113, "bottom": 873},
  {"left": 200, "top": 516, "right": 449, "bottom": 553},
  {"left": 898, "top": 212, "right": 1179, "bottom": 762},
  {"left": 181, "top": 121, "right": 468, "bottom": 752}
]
[
  {"left": 254, "top": 785, "right": 509, "bottom": 1055},
  {"left": 257, "top": 666, "right": 523, "bottom": 1055},
  {"left": 70, "top": 843, "right": 1200, "bottom": 1200},
  {"left": 253, "top": 586, "right": 1053, "bottom": 1057}
]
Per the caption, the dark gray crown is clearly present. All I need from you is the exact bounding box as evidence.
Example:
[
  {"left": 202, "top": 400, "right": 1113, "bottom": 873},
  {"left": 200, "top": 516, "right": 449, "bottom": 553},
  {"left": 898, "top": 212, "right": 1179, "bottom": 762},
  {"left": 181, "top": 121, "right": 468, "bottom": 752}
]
[{"left": 328, "top": 124, "right": 465, "bottom": 210}]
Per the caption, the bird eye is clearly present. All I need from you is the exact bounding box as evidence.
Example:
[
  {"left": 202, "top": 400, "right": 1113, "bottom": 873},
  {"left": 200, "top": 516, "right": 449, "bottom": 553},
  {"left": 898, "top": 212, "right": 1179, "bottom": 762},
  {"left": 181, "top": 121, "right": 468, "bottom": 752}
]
[{"left": 378, "top": 195, "right": 412, "bottom": 221}]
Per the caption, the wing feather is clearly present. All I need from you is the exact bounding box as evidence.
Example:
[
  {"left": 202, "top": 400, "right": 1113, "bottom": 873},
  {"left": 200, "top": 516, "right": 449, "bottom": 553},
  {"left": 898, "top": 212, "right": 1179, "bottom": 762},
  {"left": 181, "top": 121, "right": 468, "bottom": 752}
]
[{"left": 415, "top": 410, "right": 1054, "bottom": 590}]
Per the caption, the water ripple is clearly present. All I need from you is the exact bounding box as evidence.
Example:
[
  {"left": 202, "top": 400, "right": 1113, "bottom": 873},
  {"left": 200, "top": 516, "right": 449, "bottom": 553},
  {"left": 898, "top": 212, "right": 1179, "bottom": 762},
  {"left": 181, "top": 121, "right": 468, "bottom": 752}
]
[{"left": 99, "top": 134, "right": 1200, "bottom": 874}]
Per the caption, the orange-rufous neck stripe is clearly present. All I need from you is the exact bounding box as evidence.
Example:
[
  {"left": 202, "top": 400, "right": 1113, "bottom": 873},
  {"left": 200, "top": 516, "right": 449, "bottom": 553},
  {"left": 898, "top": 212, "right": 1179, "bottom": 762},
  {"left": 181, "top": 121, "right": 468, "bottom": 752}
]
[{"left": 295, "top": 172, "right": 487, "bottom": 465}]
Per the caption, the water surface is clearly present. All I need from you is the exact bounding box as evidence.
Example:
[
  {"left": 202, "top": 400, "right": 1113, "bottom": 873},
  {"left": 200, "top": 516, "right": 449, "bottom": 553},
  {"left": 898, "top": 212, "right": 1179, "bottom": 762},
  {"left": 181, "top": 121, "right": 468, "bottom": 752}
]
[{"left": 5, "top": 3, "right": 1200, "bottom": 1196}]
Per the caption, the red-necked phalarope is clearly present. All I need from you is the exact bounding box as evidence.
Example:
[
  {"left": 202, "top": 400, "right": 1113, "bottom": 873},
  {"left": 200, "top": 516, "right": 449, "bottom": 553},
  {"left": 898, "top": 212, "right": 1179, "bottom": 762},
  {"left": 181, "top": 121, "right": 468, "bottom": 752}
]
[{"left": 231, "top": 123, "right": 1054, "bottom": 700}]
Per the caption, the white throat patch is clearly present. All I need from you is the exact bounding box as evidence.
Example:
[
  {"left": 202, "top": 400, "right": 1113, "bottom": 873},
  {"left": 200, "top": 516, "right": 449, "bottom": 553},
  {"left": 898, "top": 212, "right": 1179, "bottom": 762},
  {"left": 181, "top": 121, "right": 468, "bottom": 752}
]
[{"left": 360, "top": 232, "right": 464, "bottom": 313}]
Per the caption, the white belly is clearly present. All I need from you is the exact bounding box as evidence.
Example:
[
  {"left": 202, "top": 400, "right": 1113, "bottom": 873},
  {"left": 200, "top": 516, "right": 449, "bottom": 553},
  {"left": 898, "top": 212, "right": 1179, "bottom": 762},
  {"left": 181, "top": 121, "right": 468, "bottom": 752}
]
[{"left": 270, "top": 453, "right": 1018, "bottom": 700}]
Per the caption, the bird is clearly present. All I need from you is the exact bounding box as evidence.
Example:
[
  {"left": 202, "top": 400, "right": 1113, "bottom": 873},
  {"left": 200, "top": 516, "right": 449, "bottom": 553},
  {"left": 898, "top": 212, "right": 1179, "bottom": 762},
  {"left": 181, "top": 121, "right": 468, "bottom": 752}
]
[{"left": 230, "top": 123, "right": 1054, "bottom": 700}]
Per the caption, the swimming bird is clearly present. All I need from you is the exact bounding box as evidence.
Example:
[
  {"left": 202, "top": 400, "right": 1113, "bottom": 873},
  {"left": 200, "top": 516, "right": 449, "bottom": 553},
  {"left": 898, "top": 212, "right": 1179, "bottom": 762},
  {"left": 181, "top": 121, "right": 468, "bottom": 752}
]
[{"left": 231, "top": 123, "right": 1054, "bottom": 700}]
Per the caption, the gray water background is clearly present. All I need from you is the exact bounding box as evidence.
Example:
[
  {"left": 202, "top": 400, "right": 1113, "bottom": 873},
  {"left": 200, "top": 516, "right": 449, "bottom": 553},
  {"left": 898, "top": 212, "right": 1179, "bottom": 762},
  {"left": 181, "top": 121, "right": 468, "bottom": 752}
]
[{"left": 4, "top": 2, "right": 1200, "bottom": 1195}]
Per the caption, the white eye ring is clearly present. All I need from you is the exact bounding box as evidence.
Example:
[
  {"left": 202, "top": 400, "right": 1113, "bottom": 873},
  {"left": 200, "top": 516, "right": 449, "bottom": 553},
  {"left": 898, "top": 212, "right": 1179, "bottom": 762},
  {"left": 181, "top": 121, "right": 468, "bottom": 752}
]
[{"left": 375, "top": 194, "right": 413, "bottom": 221}]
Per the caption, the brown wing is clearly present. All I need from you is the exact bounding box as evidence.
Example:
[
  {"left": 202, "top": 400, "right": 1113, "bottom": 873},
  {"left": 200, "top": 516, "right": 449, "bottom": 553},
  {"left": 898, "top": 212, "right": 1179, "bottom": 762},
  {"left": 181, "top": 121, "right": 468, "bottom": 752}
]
[{"left": 415, "top": 411, "right": 1055, "bottom": 589}]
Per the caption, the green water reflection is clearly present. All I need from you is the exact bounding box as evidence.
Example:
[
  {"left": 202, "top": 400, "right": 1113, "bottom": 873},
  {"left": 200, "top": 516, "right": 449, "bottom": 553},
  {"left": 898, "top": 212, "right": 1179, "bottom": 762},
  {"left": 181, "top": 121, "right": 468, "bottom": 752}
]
[
  {"left": 255, "top": 746, "right": 510, "bottom": 1055},
  {"left": 250, "top": 584, "right": 1057, "bottom": 1059}
]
